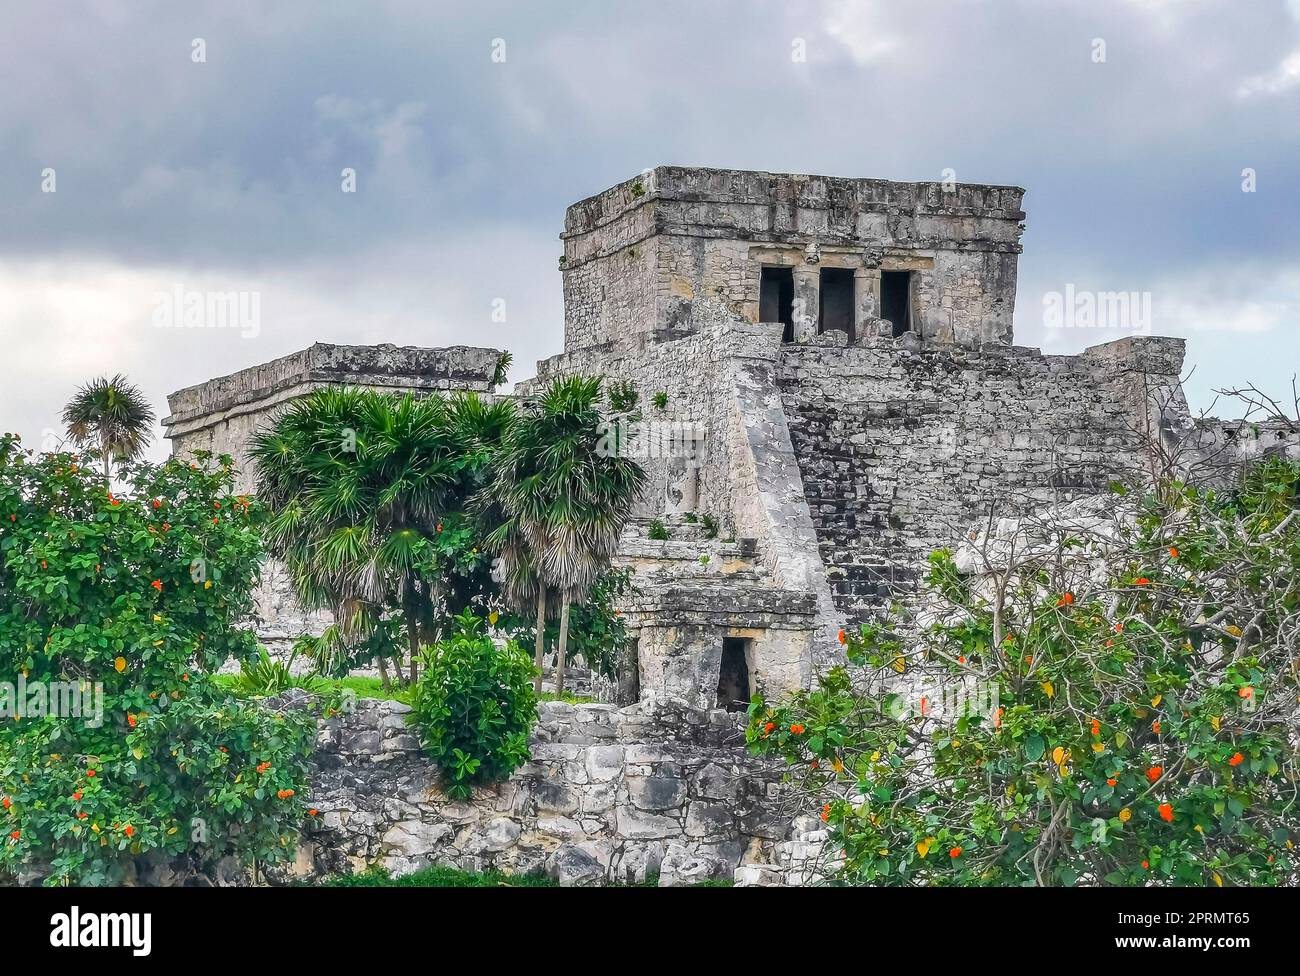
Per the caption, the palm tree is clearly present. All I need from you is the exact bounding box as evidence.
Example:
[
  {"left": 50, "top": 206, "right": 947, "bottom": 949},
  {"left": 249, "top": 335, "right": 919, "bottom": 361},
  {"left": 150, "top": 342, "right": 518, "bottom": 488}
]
[
  {"left": 251, "top": 387, "right": 513, "bottom": 686},
  {"left": 483, "top": 376, "right": 646, "bottom": 694},
  {"left": 62, "top": 374, "right": 155, "bottom": 479}
]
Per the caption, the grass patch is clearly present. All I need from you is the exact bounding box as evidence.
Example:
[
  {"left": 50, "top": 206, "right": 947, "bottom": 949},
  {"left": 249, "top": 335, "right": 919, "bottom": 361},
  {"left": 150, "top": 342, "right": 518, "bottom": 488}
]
[
  {"left": 323, "top": 866, "right": 557, "bottom": 887},
  {"left": 216, "top": 671, "right": 593, "bottom": 706}
]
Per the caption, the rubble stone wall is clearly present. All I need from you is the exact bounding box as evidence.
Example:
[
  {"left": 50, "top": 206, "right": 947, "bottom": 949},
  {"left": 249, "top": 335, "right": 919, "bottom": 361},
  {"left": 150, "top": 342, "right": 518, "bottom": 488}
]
[{"left": 295, "top": 695, "right": 823, "bottom": 886}]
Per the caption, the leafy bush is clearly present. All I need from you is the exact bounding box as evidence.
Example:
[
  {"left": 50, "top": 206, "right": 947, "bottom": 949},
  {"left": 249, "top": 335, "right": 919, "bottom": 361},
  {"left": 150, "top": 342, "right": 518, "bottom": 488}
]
[
  {"left": 647, "top": 519, "right": 670, "bottom": 541},
  {"left": 229, "top": 646, "right": 322, "bottom": 698},
  {"left": 651, "top": 391, "right": 668, "bottom": 411},
  {"left": 749, "top": 459, "right": 1300, "bottom": 887},
  {"left": 700, "top": 514, "right": 720, "bottom": 540},
  {"left": 410, "top": 610, "right": 537, "bottom": 799},
  {"left": 0, "top": 438, "right": 315, "bottom": 885}
]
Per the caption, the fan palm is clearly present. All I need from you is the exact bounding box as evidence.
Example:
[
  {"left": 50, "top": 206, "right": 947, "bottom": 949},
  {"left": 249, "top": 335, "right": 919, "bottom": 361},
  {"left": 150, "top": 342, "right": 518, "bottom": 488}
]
[
  {"left": 62, "top": 374, "right": 156, "bottom": 479},
  {"left": 251, "top": 387, "right": 512, "bottom": 685},
  {"left": 482, "top": 376, "right": 646, "bottom": 694}
]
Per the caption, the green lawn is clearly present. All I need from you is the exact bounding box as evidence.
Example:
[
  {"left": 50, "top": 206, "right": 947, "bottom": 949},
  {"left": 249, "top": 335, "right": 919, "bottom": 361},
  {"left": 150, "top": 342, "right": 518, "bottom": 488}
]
[
  {"left": 214, "top": 669, "right": 594, "bottom": 706},
  {"left": 321, "top": 866, "right": 733, "bottom": 887}
]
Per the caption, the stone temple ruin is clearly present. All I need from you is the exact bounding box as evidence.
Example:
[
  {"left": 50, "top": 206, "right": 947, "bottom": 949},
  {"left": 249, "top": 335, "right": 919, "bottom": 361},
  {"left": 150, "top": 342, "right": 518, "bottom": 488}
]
[{"left": 165, "top": 165, "right": 1293, "bottom": 717}]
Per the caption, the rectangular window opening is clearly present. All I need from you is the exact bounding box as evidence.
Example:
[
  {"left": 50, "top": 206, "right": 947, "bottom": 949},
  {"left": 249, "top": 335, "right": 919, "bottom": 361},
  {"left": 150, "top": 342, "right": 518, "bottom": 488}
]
[
  {"left": 717, "top": 637, "right": 752, "bottom": 712},
  {"left": 818, "top": 267, "right": 855, "bottom": 342},
  {"left": 881, "top": 270, "right": 913, "bottom": 338},
  {"left": 759, "top": 266, "right": 795, "bottom": 343}
]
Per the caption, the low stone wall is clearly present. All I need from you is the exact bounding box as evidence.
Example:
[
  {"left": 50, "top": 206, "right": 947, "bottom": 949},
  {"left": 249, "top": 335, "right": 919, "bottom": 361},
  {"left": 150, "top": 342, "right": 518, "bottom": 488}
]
[{"left": 291, "top": 695, "right": 825, "bottom": 886}]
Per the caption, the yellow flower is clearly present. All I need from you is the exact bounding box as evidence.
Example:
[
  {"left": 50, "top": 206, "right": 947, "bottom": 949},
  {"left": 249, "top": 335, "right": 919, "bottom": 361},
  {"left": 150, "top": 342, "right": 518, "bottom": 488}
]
[
  {"left": 1150, "top": 694, "right": 1162, "bottom": 707},
  {"left": 204, "top": 580, "right": 213, "bottom": 590},
  {"left": 916, "top": 837, "right": 935, "bottom": 858},
  {"left": 1041, "top": 681, "right": 1055, "bottom": 699},
  {"left": 113, "top": 657, "right": 126, "bottom": 673},
  {"left": 1091, "top": 742, "right": 1105, "bottom": 753},
  {"left": 1119, "top": 807, "right": 1132, "bottom": 822},
  {"left": 488, "top": 611, "right": 500, "bottom": 626}
]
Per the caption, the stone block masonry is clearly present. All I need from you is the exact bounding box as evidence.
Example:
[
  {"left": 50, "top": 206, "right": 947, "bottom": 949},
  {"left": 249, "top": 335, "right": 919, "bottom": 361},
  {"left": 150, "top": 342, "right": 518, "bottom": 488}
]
[{"left": 163, "top": 341, "right": 501, "bottom": 492}]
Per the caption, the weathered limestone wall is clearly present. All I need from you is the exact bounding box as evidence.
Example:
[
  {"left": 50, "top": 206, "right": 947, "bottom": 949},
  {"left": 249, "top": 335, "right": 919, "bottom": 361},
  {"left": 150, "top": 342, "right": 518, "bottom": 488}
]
[
  {"left": 561, "top": 166, "right": 1025, "bottom": 351},
  {"left": 777, "top": 333, "right": 1188, "bottom": 624},
  {"left": 163, "top": 342, "right": 501, "bottom": 491},
  {"left": 294, "top": 695, "right": 817, "bottom": 886}
]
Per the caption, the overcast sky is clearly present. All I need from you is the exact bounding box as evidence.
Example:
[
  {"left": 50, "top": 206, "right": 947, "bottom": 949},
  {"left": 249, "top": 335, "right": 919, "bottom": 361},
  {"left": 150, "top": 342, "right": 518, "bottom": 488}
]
[{"left": 1, "top": 0, "right": 1297, "bottom": 461}]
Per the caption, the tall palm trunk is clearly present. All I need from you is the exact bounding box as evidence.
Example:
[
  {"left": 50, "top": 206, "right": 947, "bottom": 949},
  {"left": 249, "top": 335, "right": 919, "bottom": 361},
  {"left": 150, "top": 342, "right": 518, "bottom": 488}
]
[
  {"left": 533, "top": 586, "right": 547, "bottom": 694},
  {"left": 555, "top": 593, "right": 571, "bottom": 696},
  {"left": 376, "top": 653, "right": 392, "bottom": 691}
]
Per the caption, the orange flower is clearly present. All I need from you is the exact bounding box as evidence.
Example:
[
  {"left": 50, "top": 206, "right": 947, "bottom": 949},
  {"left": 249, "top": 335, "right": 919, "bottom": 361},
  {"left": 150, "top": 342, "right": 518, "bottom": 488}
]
[
  {"left": 789, "top": 724, "right": 804, "bottom": 734},
  {"left": 1002, "top": 633, "right": 1015, "bottom": 644},
  {"left": 152, "top": 499, "right": 162, "bottom": 509},
  {"left": 1106, "top": 778, "right": 1117, "bottom": 787},
  {"left": 86, "top": 769, "right": 96, "bottom": 778},
  {"left": 1141, "top": 860, "right": 1149, "bottom": 870},
  {"left": 123, "top": 824, "right": 135, "bottom": 837},
  {"left": 1158, "top": 803, "right": 1174, "bottom": 823},
  {"left": 837, "top": 629, "right": 847, "bottom": 644},
  {"left": 9, "top": 830, "right": 18, "bottom": 840},
  {"left": 71, "top": 791, "right": 82, "bottom": 801},
  {"left": 1228, "top": 752, "right": 1244, "bottom": 767},
  {"left": 949, "top": 847, "right": 962, "bottom": 858},
  {"left": 151, "top": 579, "right": 162, "bottom": 591},
  {"left": 276, "top": 789, "right": 295, "bottom": 800},
  {"left": 1239, "top": 686, "right": 1254, "bottom": 700},
  {"left": 1090, "top": 719, "right": 1101, "bottom": 736},
  {"left": 1133, "top": 578, "right": 1150, "bottom": 586},
  {"left": 1114, "top": 622, "right": 1124, "bottom": 633},
  {"left": 820, "top": 803, "right": 831, "bottom": 822},
  {"left": 1, "top": 797, "right": 8, "bottom": 810},
  {"left": 1146, "top": 766, "right": 1163, "bottom": 783},
  {"left": 810, "top": 760, "right": 819, "bottom": 770},
  {"left": 219, "top": 745, "right": 228, "bottom": 753},
  {"left": 957, "top": 655, "right": 966, "bottom": 664},
  {"left": 308, "top": 809, "right": 319, "bottom": 816},
  {"left": 1151, "top": 721, "right": 1160, "bottom": 735},
  {"left": 77, "top": 812, "right": 87, "bottom": 820},
  {"left": 126, "top": 713, "right": 136, "bottom": 728},
  {"left": 1169, "top": 547, "right": 1179, "bottom": 558},
  {"left": 1057, "top": 592, "right": 1074, "bottom": 606},
  {"left": 256, "top": 761, "right": 271, "bottom": 774}
]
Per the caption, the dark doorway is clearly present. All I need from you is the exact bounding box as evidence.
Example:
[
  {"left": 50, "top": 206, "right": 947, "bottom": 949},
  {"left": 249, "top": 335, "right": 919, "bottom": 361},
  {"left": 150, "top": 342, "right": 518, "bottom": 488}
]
[
  {"left": 759, "top": 266, "right": 795, "bottom": 342},
  {"left": 881, "top": 270, "right": 912, "bottom": 337},
  {"left": 717, "top": 637, "right": 752, "bottom": 711},
  {"left": 818, "top": 267, "right": 855, "bottom": 342}
]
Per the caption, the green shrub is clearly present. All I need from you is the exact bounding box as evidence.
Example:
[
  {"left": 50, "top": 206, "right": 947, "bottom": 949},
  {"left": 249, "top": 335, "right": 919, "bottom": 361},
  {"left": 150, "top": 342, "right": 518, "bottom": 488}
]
[
  {"left": 0, "top": 439, "right": 315, "bottom": 885},
  {"left": 410, "top": 610, "right": 537, "bottom": 799},
  {"left": 652, "top": 391, "right": 668, "bottom": 411},
  {"left": 647, "top": 519, "right": 670, "bottom": 541},
  {"left": 700, "top": 514, "right": 720, "bottom": 539}
]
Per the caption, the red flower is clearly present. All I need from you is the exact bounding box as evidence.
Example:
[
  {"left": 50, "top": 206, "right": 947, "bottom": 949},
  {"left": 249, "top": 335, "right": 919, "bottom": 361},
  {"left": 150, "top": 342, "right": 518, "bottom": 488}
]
[
  {"left": 1141, "top": 860, "right": 1149, "bottom": 870},
  {"left": 436, "top": 523, "right": 443, "bottom": 533},
  {"left": 1057, "top": 592, "right": 1074, "bottom": 606},
  {"left": 123, "top": 824, "right": 135, "bottom": 837},
  {"left": 77, "top": 812, "right": 87, "bottom": 820},
  {"left": 810, "top": 760, "right": 819, "bottom": 770},
  {"left": 1106, "top": 778, "right": 1117, "bottom": 787},
  {"left": 1239, "top": 687, "right": 1254, "bottom": 700},
  {"left": 1146, "top": 766, "right": 1162, "bottom": 783},
  {"left": 71, "top": 791, "right": 82, "bottom": 801},
  {"left": 1169, "top": 547, "right": 1179, "bottom": 558},
  {"left": 9, "top": 830, "right": 18, "bottom": 840},
  {"left": 86, "top": 769, "right": 96, "bottom": 778},
  {"left": 151, "top": 579, "right": 162, "bottom": 591},
  {"left": 211, "top": 517, "right": 219, "bottom": 525},
  {"left": 1133, "top": 578, "right": 1150, "bottom": 586},
  {"left": 837, "top": 629, "right": 846, "bottom": 644},
  {"left": 820, "top": 804, "right": 831, "bottom": 822},
  {"left": 152, "top": 499, "right": 162, "bottom": 509},
  {"left": 1, "top": 797, "right": 9, "bottom": 809},
  {"left": 949, "top": 847, "right": 962, "bottom": 858},
  {"left": 213, "top": 501, "right": 221, "bottom": 509},
  {"left": 957, "top": 655, "right": 966, "bottom": 664},
  {"left": 40, "top": 560, "right": 47, "bottom": 569},
  {"left": 126, "top": 714, "right": 137, "bottom": 728},
  {"left": 1151, "top": 721, "right": 1160, "bottom": 735},
  {"left": 1229, "top": 752, "right": 1244, "bottom": 767},
  {"left": 1158, "top": 803, "right": 1174, "bottom": 823},
  {"left": 308, "top": 809, "right": 319, "bottom": 817}
]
